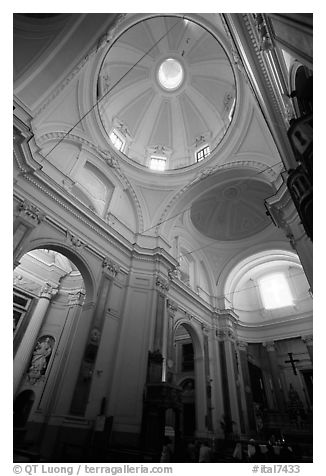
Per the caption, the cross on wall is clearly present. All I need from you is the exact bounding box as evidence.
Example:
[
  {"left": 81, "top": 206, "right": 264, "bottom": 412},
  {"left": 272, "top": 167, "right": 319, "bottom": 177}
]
[{"left": 284, "top": 352, "right": 300, "bottom": 375}]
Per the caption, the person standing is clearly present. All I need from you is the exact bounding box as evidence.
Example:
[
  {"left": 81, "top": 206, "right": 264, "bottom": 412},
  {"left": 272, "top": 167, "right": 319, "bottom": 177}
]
[
  {"left": 160, "top": 436, "right": 173, "bottom": 463},
  {"left": 199, "top": 441, "right": 212, "bottom": 462}
]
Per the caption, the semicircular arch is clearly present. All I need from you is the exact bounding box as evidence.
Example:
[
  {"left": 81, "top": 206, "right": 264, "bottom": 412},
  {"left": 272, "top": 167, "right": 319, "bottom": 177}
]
[{"left": 15, "top": 237, "right": 96, "bottom": 305}]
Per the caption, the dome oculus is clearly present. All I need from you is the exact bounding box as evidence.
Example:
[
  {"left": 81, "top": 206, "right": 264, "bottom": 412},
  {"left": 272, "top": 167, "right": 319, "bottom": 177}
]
[{"left": 158, "top": 58, "right": 184, "bottom": 90}]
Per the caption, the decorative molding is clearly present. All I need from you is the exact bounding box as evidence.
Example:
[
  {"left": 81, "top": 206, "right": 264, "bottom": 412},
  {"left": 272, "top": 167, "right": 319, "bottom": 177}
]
[
  {"left": 301, "top": 334, "right": 313, "bottom": 346},
  {"left": 155, "top": 276, "right": 169, "bottom": 294},
  {"left": 216, "top": 329, "right": 226, "bottom": 340},
  {"left": 201, "top": 324, "right": 210, "bottom": 336},
  {"left": 17, "top": 200, "right": 44, "bottom": 225},
  {"left": 102, "top": 257, "right": 119, "bottom": 277},
  {"left": 168, "top": 266, "right": 179, "bottom": 281},
  {"left": 253, "top": 13, "right": 273, "bottom": 52},
  {"left": 68, "top": 288, "right": 86, "bottom": 306},
  {"left": 216, "top": 327, "right": 236, "bottom": 341},
  {"left": 113, "top": 117, "right": 132, "bottom": 139},
  {"left": 263, "top": 341, "right": 276, "bottom": 352},
  {"left": 40, "top": 283, "right": 58, "bottom": 299},
  {"left": 242, "top": 13, "right": 290, "bottom": 126},
  {"left": 100, "top": 149, "right": 120, "bottom": 169},
  {"left": 167, "top": 299, "right": 178, "bottom": 317},
  {"left": 35, "top": 131, "right": 144, "bottom": 232},
  {"left": 13, "top": 275, "right": 41, "bottom": 295},
  {"left": 66, "top": 230, "right": 86, "bottom": 249},
  {"left": 237, "top": 340, "right": 249, "bottom": 352},
  {"left": 15, "top": 173, "right": 134, "bottom": 261}
]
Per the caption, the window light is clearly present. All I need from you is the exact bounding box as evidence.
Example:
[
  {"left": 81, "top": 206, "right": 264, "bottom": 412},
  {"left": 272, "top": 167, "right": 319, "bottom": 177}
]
[
  {"left": 150, "top": 156, "right": 166, "bottom": 171},
  {"left": 109, "top": 130, "right": 124, "bottom": 151},
  {"left": 158, "top": 58, "right": 184, "bottom": 90},
  {"left": 196, "top": 145, "right": 210, "bottom": 162},
  {"left": 259, "top": 273, "right": 293, "bottom": 310}
]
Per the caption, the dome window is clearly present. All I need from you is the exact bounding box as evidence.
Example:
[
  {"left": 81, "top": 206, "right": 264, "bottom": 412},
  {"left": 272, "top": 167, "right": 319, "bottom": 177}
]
[
  {"left": 158, "top": 58, "right": 184, "bottom": 91},
  {"left": 259, "top": 273, "right": 293, "bottom": 310},
  {"left": 196, "top": 145, "right": 210, "bottom": 162},
  {"left": 150, "top": 156, "right": 166, "bottom": 171},
  {"left": 109, "top": 129, "right": 125, "bottom": 152}
]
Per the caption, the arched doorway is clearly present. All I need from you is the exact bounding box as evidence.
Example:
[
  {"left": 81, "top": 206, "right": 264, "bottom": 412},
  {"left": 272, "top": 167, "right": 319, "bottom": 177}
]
[
  {"left": 173, "top": 322, "right": 206, "bottom": 439},
  {"left": 13, "top": 248, "right": 88, "bottom": 419}
]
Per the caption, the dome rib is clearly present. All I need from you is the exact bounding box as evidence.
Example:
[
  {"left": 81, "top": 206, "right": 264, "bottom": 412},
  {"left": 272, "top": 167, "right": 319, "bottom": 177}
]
[{"left": 98, "top": 15, "right": 236, "bottom": 170}]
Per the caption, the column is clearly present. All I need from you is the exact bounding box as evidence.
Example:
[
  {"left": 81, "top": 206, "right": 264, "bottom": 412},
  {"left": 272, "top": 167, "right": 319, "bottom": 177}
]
[
  {"left": 152, "top": 276, "right": 169, "bottom": 382},
  {"left": 203, "top": 327, "right": 213, "bottom": 432},
  {"left": 39, "top": 289, "right": 86, "bottom": 414},
  {"left": 263, "top": 342, "right": 286, "bottom": 411},
  {"left": 70, "top": 258, "right": 117, "bottom": 415},
  {"left": 166, "top": 300, "right": 178, "bottom": 383},
  {"left": 13, "top": 283, "right": 57, "bottom": 396},
  {"left": 238, "top": 341, "right": 256, "bottom": 432},
  {"left": 302, "top": 335, "right": 313, "bottom": 363}
]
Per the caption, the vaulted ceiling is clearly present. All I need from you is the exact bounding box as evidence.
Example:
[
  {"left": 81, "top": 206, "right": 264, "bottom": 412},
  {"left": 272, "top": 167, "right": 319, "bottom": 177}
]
[{"left": 98, "top": 15, "right": 235, "bottom": 169}]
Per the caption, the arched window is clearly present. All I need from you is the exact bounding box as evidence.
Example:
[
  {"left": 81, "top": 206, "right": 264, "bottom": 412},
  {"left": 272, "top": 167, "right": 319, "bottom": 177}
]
[
  {"left": 150, "top": 156, "right": 166, "bottom": 171},
  {"left": 196, "top": 145, "right": 210, "bottom": 162},
  {"left": 258, "top": 273, "right": 293, "bottom": 309},
  {"left": 109, "top": 129, "right": 125, "bottom": 151}
]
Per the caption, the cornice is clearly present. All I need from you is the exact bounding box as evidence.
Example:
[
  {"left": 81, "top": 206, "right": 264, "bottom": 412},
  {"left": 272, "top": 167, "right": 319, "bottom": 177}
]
[
  {"left": 242, "top": 14, "right": 286, "bottom": 123},
  {"left": 13, "top": 188, "right": 186, "bottom": 283},
  {"left": 168, "top": 279, "right": 214, "bottom": 318},
  {"left": 224, "top": 14, "right": 297, "bottom": 171}
]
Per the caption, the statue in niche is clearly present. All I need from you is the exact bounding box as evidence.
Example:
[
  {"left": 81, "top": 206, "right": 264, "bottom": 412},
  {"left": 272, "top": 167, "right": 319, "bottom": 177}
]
[{"left": 27, "top": 336, "right": 54, "bottom": 384}]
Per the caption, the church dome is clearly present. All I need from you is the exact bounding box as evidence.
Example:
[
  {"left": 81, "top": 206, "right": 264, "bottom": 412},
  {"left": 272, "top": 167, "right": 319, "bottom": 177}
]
[
  {"left": 190, "top": 178, "right": 274, "bottom": 241},
  {"left": 97, "top": 15, "right": 236, "bottom": 170}
]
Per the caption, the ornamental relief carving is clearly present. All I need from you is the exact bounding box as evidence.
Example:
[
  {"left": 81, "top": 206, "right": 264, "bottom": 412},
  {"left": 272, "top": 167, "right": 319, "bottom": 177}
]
[
  {"left": 301, "top": 335, "right": 313, "bottom": 346},
  {"left": 68, "top": 289, "right": 86, "bottom": 306},
  {"left": 216, "top": 327, "right": 236, "bottom": 341},
  {"left": 263, "top": 341, "right": 276, "bottom": 352},
  {"left": 155, "top": 276, "right": 169, "bottom": 294},
  {"left": 17, "top": 201, "right": 44, "bottom": 225},
  {"left": 167, "top": 299, "right": 178, "bottom": 317},
  {"left": 237, "top": 340, "right": 249, "bottom": 352},
  {"left": 40, "top": 283, "right": 58, "bottom": 300},
  {"left": 66, "top": 230, "right": 86, "bottom": 249},
  {"left": 102, "top": 257, "right": 119, "bottom": 277}
]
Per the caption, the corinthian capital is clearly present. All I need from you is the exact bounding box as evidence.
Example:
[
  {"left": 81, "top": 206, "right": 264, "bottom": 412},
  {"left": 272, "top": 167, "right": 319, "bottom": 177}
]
[
  {"left": 68, "top": 289, "right": 86, "bottom": 306},
  {"left": 237, "top": 340, "right": 249, "bottom": 352},
  {"left": 302, "top": 335, "right": 313, "bottom": 346},
  {"left": 155, "top": 276, "right": 169, "bottom": 294},
  {"left": 263, "top": 341, "right": 276, "bottom": 352},
  {"left": 102, "top": 257, "right": 119, "bottom": 277},
  {"left": 40, "top": 283, "right": 58, "bottom": 299},
  {"left": 167, "top": 299, "right": 178, "bottom": 317}
]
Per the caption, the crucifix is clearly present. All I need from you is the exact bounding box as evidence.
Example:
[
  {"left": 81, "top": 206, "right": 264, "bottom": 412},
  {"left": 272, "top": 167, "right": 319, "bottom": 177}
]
[{"left": 285, "top": 352, "right": 300, "bottom": 375}]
